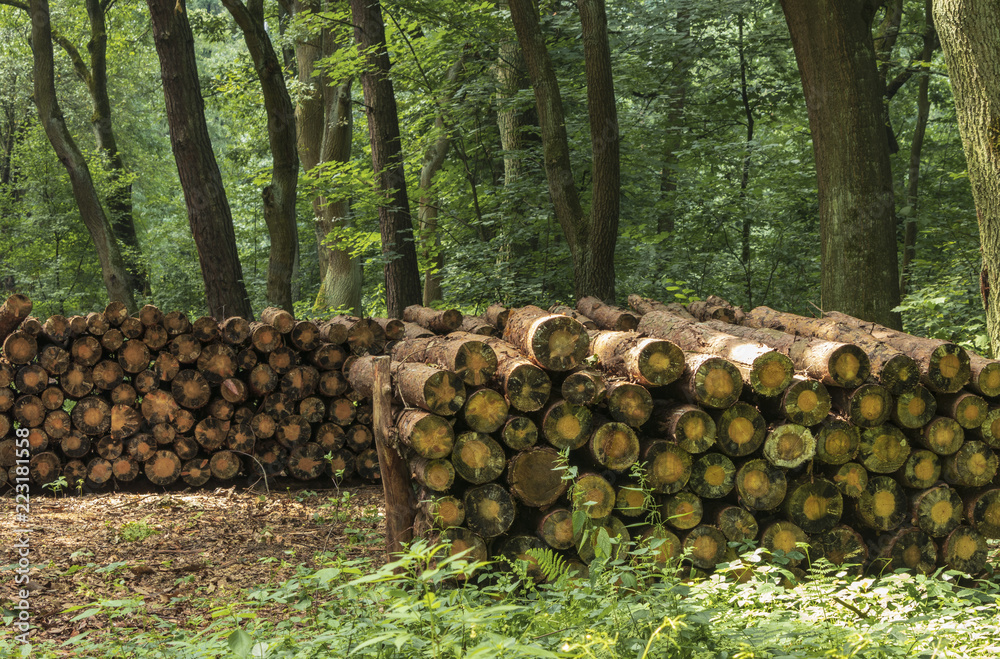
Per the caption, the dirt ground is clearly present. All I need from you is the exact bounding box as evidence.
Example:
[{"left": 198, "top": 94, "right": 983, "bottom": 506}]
[{"left": 0, "top": 479, "right": 387, "bottom": 645}]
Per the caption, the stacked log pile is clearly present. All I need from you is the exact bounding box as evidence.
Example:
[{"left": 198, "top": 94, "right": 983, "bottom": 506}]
[
  {"left": 0, "top": 295, "right": 395, "bottom": 490},
  {"left": 3, "top": 292, "right": 998, "bottom": 576},
  {"left": 374, "top": 297, "right": 1000, "bottom": 577}
]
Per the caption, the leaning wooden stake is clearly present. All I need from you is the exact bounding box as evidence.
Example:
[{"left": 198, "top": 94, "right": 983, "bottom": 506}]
[{"left": 372, "top": 356, "right": 415, "bottom": 560}]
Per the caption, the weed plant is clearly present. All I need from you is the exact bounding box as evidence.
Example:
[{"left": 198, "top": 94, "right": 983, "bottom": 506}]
[{"left": 4, "top": 537, "right": 1000, "bottom": 658}]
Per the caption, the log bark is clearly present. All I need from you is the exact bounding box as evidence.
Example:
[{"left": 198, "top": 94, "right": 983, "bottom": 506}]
[
  {"left": 627, "top": 294, "right": 695, "bottom": 320},
  {"left": 823, "top": 310, "right": 970, "bottom": 393},
  {"left": 548, "top": 305, "right": 597, "bottom": 329},
  {"left": 461, "top": 334, "right": 551, "bottom": 412},
  {"left": 503, "top": 305, "right": 590, "bottom": 372},
  {"left": 576, "top": 296, "right": 638, "bottom": 331},
  {"left": 637, "top": 312, "right": 794, "bottom": 395},
  {"left": 588, "top": 330, "right": 685, "bottom": 387},
  {"left": 390, "top": 332, "right": 498, "bottom": 387},
  {"left": 704, "top": 318, "right": 870, "bottom": 389},
  {"left": 402, "top": 305, "right": 463, "bottom": 334},
  {"left": 739, "top": 305, "right": 920, "bottom": 394},
  {"left": 560, "top": 369, "right": 605, "bottom": 405}
]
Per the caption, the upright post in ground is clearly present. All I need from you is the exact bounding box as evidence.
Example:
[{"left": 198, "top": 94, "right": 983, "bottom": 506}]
[{"left": 372, "top": 355, "right": 415, "bottom": 558}]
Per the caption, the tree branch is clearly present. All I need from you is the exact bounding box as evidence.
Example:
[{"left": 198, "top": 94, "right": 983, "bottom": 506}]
[
  {"left": 53, "top": 34, "right": 93, "bottom": 90},
  {"left": 0, "top": 0, "right": 29, "bottom": 13}
]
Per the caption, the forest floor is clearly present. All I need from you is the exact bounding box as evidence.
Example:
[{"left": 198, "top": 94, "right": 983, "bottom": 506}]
[{"left": 0, "top": 480, "right": 387, "bottom": 645}]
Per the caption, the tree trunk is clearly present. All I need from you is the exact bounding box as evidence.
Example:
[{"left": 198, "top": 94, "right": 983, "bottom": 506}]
[
  {"left": 146, "top": 0, "right": 253, "bottom": 320},
  {"left": 901, "top": 0, "right": 937, "bottom": 295},
  {"left": 350, "top": 0, "right": 421, "bottom": 318},
  {"left": 779, "top": 0, "right": 901, "bottom": 327},
  {"left": 53, "top": 0, "right": 149, "bottom": 297},
  {"left": 933, "top": 0, "right": 1000, "bottom": 354},
  {"left": 28, "top": 0, "right": 137, "bottom": 311},
  {"left": 420, "top": 58, "right": 465, "bottom": 306},
  {"left": 222, "top": 0, "right": 299, "bottom": 312},
  {"left": 658, "top": 8, "right": 689, "bottom": 234},
  {"left": 576, "top": 0, "right": 620, "bottom": 300},
  {"left": 507, "top": 0, "right": 619, "bottom": 300},
  {"left": 293, "top": 0, "right": 362, "bottom": 315}
]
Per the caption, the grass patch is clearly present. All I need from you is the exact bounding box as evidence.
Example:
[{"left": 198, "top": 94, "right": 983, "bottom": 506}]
[{"left": 3, "top": 541, "right": 1000, "bottom": 658}]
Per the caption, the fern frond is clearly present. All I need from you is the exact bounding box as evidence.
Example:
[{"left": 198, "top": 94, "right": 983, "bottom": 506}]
[{"left": 525, "top": 547, "right": 571, "bottom": 582}]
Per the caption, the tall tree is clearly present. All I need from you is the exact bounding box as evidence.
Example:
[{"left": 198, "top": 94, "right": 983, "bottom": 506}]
[
  {"left": 222, "top": 0, "right": 300, "bottom": 313},
  {"left": 53, "top": 0, "right": 149, "bottom": 296},
  {"left": 23, "top": 0, "right": 137, "bottom": 310},
  {"left": 419, "top": 57, "right": 465, "bottom": 306},
  {"left": 146, "top": 0, "right": 253, "bottom": 320},
  {"left": 350, "top": 0, "right": 421, "bottom": 318},
  {"left": 900, "top": 0, "right": 937, "bottom": 295},
  {"left": 779, "top": 0, "right": 901, "bottom": 327},
  {"left": 291, "top": 0, "right": 362, "bottom": 316},
  {"left": 933, "top": 0, "right": 1000, "bottom": 352},
  {"left": 508, "top": 0, "right": 620, "bottom": 301}
]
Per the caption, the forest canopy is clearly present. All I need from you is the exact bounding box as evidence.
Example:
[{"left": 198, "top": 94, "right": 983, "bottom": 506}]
[{"left": 0, "top": 0, "right": 990, "bottom": 352}]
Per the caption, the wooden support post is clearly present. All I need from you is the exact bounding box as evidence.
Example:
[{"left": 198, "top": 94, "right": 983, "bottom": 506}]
[{"left": 373, "top": 355, "right": 415, "bottom": 559}]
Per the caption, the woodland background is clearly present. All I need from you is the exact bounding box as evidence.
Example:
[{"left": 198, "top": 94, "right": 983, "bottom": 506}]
[{"left": 0, "top": 0, "right": 987, "bottom": 349}]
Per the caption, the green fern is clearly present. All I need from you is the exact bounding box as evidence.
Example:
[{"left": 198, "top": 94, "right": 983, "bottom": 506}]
[{"left": 525, "top": 547, "right": 571, "bottom": 582}]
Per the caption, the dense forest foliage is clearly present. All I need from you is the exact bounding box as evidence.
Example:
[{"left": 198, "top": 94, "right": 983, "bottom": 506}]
[{"left": 0, "top": 0, "right": 991, "bottom": 350}]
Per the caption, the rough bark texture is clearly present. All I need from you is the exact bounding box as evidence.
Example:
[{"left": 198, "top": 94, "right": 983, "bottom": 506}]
[
  {"left": 933, "top": 0, "right": 1000, "bottom": 354},
  {"left": 901, "top": 0, "right": 937, "bottom": 294},
  {"left": 638, "top": 311, "right": 795, "bottom": 395},
  {"left": 507, "top": 0, "right": 619, "bottom": 299},
  {"left": 739, "top": 305, "right": 918, "bottom": 394},
  {"left": 55, "top": 0, "right": 148, "bottom": 297},
  {"left": 222, "top": 0, "right": 299, "bottom": 312},
  {"left": 146, "top": 0, "right": 252, "bottom": 319},
  {"left": 419, "top": 58, "right": 464, "bottom": 305},
  {"left": 350, "top": 0, "right": 421, "bottom": 318},
  {"left": 780, "top": 0, "right": 901, "bottom": 327},
  {"left": 28, "top": 0, "right": 137, "bottom": 311}
]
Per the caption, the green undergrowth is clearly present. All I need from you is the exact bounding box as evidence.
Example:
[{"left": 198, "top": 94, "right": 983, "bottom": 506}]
[{"left": 4, "top": 541, "right": 1000, "bottom": 658}]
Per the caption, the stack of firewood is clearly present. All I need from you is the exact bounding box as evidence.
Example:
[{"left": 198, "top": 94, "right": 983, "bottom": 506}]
[
  {"left": 365, "top": 297, "right": 1000, "bottom": 576},
  {"left": 0, "top": 294, "right": 404, "bottom": 490}
]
